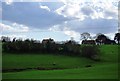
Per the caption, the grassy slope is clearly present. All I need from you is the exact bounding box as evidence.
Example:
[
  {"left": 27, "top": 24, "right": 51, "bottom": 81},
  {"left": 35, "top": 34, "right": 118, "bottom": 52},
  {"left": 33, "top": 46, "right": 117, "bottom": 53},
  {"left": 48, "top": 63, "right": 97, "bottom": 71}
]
[
  {"left": 3, "top": 54, "right": 95, "bottom": 69},
  {"left": 2, "top": 45, "right": 119, "bottom": 79},
  {"left": 3, "top": 64, "right": 117, "bottom": 79},
  {"left": 3, "top": 63, "right": 118, "bottom": 79}
]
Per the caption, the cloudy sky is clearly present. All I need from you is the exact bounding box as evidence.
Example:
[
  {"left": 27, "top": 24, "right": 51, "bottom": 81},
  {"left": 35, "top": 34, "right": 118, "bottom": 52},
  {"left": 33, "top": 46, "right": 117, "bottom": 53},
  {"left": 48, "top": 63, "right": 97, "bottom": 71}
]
[{"left": 0, "top": 0, "right": 120, "bottom": 42}]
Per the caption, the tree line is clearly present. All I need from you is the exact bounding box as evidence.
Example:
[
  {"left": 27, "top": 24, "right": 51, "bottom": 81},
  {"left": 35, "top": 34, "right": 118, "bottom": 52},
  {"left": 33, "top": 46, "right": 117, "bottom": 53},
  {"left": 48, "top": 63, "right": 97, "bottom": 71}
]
[
  {"left": 81, "top": 32, "right": 120, "bottom": 45},
  {"left": 2, "top": 38, "right": 100, "bottom": 61},
  {"left": 1, "top": 32, "right": 120, "bottom": 61}
]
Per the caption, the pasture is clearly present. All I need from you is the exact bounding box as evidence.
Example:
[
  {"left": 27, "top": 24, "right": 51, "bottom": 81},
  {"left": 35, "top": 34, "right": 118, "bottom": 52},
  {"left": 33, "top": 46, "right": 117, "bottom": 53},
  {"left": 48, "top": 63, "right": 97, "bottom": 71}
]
[{"left": 2, "top": 45, "right": 119, "bottom": 79}]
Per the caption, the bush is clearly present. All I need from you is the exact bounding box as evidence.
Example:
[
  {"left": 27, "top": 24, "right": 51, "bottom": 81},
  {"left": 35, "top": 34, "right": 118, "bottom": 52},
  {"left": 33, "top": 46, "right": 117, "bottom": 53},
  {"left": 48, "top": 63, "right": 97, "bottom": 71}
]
[{"left": 81, "top": 45, "right": 100, "bottom": 61}]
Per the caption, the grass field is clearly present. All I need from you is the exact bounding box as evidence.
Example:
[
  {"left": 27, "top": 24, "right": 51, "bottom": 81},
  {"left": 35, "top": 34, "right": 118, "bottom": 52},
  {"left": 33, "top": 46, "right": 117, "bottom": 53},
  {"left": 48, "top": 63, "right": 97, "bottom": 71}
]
[{"left": 2, "top": 45, "right": 119, "bottom": 79}]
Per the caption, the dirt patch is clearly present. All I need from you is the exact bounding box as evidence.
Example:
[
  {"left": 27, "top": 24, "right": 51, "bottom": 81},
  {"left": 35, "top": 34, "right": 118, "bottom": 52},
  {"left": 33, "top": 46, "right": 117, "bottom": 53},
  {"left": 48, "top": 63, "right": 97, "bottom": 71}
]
[
  {"left": 85, "top": 65, "right": 92, "bottom": 68},
  {"left": 2, "top": 67, "right": 65, "bottom": 73},
  {"left": 2, "top": 68, "right": 27, "bottom": 73}
]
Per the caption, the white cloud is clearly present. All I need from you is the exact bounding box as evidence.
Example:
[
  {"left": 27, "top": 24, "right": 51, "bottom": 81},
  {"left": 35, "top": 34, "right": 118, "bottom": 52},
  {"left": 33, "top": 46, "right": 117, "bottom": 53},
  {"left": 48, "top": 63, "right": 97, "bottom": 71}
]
[
  {"left": 12, "top": 23, "right": 29, "bottom": 32},
  {"left": 88, "top": 1, "right": 118, "bottom": 19},
  {"left": 64, "top": 30, "right": 80, "bottom": 38},
  {"left": 66, "top": 4, "right": 80, "bottom": 16},
  {"left": 105, "top": 33, "right": 116, "bottom": 40},
  {"left": 0, "top": 23, "right": 14, "bottom": 32},
  {"left": 4, "top": 0, "right": 13, "bottom": 5},
  {"left": 1, "top": 22, "right": 29, "bottom": 33},
  {"left": 55, "top": 0, "right": 118, "bottom": 20},
  {"left": 62, "top": 26, "right": 80, "bottom": 41},
  {"left": 55, "top": 3, "right": 81, "bottom": 18},
  {"left": 48, "top": 25, "right": 61, "bottom": 31},
  {"left": 1, "top": 22, "right": 30, "bottom": 40},
  {"left": 91, "top": 11, "right": 104, "bottom": 19},
  {"left": 48, "top": 24, "right": 80, "bottom": 40},
  {"left": 39, "top": 5, "right": 51, "bottom": 11}
]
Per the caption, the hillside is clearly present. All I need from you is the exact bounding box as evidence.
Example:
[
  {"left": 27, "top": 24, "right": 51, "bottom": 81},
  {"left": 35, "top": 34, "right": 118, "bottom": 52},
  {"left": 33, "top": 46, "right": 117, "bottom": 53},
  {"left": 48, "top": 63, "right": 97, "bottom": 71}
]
[{"left": 2, "top": 45, "right": 119, "bottom": 79}]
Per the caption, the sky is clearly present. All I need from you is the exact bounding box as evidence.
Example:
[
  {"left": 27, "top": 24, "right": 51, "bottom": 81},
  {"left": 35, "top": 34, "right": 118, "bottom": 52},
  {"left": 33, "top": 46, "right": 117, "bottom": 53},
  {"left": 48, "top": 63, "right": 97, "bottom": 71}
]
[{"left": 0, "top": 0, "right": 120, "bottom": 42}]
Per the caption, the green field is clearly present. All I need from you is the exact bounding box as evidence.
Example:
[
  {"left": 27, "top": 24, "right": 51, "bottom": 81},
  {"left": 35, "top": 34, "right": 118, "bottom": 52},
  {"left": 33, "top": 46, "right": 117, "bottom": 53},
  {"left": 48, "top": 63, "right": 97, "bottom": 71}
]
[{"left": 2, "top": 45, "right": 119, "bottom": 79}]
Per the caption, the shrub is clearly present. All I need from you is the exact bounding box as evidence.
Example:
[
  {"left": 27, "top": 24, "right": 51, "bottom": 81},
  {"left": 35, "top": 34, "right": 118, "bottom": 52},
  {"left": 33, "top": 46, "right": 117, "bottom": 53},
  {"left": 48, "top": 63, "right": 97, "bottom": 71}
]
[{"left": 81, "top": 45, "right": 100, "bottom": 61}]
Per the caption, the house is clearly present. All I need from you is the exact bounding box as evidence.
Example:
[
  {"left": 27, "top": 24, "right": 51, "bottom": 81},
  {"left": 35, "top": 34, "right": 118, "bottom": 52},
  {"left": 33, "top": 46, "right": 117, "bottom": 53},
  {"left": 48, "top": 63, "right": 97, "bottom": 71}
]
[
  {"left": 82, "top": 40, "right": 96, "bottom": 45},
  {"left": 42, "top": 38, "right": 54, "bottom": 44}
]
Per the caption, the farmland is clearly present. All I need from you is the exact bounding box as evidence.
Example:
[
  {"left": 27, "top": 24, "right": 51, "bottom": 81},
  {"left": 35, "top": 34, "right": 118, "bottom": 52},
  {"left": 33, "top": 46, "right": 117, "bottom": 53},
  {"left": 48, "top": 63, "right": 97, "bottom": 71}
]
[{"left": 2, "top": 45, "right": 119, "bottom": 79}]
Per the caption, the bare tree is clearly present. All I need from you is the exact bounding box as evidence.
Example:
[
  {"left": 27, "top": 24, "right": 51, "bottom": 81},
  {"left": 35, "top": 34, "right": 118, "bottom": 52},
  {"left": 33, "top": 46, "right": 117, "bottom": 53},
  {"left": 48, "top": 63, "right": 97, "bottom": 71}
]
[{"left": 80, "top": 32, "right": 91, "bottom": 40}]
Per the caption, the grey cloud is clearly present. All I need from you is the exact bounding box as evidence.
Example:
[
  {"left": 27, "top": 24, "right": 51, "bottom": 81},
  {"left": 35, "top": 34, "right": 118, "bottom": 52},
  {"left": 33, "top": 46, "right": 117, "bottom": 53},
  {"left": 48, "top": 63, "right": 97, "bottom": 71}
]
[
  {"left": 81, "top": 6, "right": 94, "bottom": 16},
  {"left": 64, "top": 17, "right": 118, "bottom": 34},
  {"left": 104, "top": 10, "right": 117, "bottom": 18},
  {"left": 2, "top": 2, "right": 70, "bottom": 29}
]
